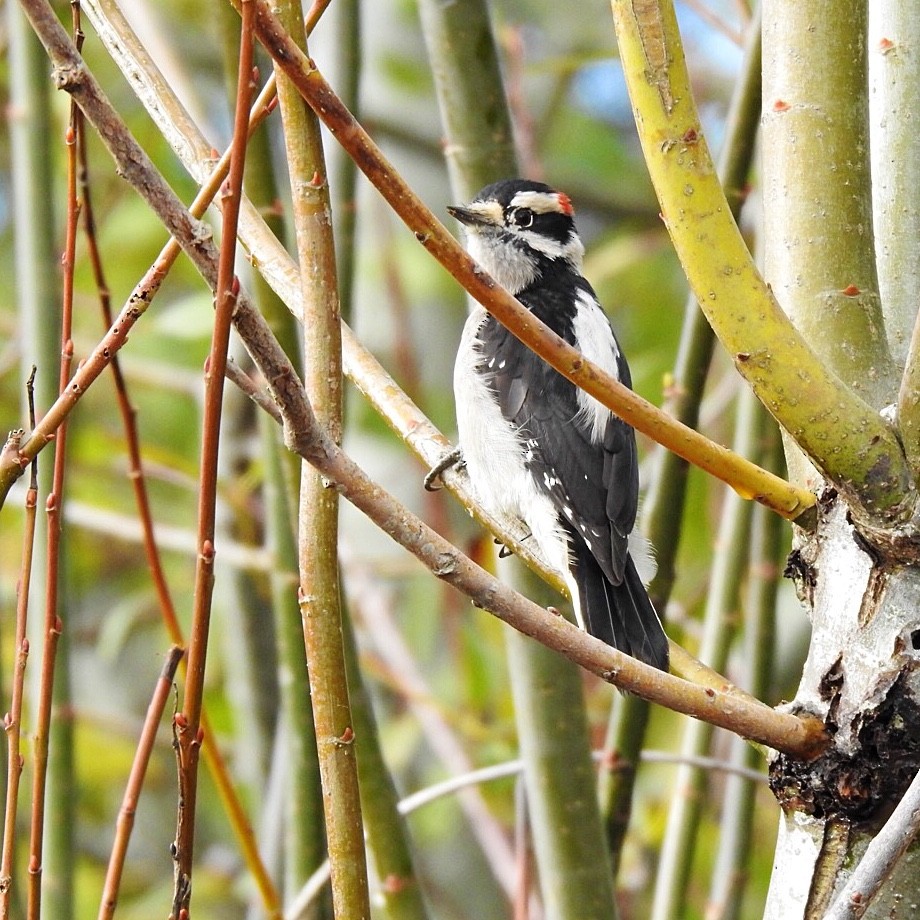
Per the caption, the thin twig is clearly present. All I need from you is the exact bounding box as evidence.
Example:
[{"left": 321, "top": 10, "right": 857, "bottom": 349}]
[
  {"left": 283, "top": 744, "right": 768, "bottom": 919},
  {"left": 27, "top": 108, "right": 80, "bottom": 920},
  {"left": 98, "top": 646, "right": 184, "bottom": 920},
  {"left": 0, "top": 373, "right": 39, "bottom": 919},
  {"left": 7, "top": 2, "right": 289, "bottom": 914},
  {"left": 170, "top": 5, "right": 254, "bottom": 915}
]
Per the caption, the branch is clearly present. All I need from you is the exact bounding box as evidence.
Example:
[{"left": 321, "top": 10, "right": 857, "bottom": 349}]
[
  {"left": 608, "top": 0, "right": 912, "bottom": 519},
  {"left": 0, "top": 382, "right": 38, "bottom": 917},
  {"left": 243, "top": 0, "right": 816, "bottom": 526},
  {"left": 171, "top": 6, "right": 253, "bottom": 913},
  {"left": 253, "top": 336, "right": 828, "bottom": 760},
  {"left": 27, "top": 96, "right": 81, "bottom": 920},
  {"left": 272, "top": 0, "right": 371, "bottom": 912},
  {"left": 99, "top": 647, "right": 183, "bottom": 920}
]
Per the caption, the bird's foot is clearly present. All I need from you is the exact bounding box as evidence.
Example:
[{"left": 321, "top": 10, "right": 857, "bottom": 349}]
[{"left": 424, "top": 445, "right": 464, "bottom": 492}]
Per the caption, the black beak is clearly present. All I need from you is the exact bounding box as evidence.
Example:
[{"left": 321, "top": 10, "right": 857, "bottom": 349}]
[{"left": 447, "top": 205, "right": 490, "bottom": 228}]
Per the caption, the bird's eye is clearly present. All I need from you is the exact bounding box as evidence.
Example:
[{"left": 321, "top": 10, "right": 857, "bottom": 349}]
[{"left": 509, "top": 208, "right": 534, "bottom": 229}]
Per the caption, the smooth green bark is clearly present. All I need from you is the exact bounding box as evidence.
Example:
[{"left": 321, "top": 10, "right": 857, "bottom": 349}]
[
  {"left": 600, "top": 14, "right": 761, "bottom": 870},
  {"left": 763, "top": 0, "right": 895, "bottom": 410},
  {"left": 506, "top": 604, "right": 618, "bottom": 920},
  {"left": 272, "top": 1, "right": 370, "bottom": 915},
  {"left": 651, "top": 390, "right": 762, "bottom": 920}
]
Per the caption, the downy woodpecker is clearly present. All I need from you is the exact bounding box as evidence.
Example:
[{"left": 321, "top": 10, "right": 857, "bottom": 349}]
[{"left": 448, "top": 178, "right": 669, "bottom": 671}]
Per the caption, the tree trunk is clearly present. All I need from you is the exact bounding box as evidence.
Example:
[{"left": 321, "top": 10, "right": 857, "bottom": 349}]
[
  {"left": 762, "top": 2, "right": 920, "bottom": 914},
  {"left": 764, "top": 497, "right": 920, "bottom": 917}
]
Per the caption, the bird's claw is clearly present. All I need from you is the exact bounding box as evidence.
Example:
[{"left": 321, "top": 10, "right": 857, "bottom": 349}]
[{"left": 424, "top": 446, "right": 464, "bottom": 492}]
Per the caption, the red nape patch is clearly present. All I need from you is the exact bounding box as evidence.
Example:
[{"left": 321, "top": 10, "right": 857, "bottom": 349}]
[{"left": 556, "top": 192, "right": 574, "bottom": 216}]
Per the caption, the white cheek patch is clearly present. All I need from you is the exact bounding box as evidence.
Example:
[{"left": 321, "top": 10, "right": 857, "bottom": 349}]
[
  {"left": 515, "top": 228, "right": 585, "bottom": 271},
  {"left": 571, "top": 290, "right": 620, "bottom": 443}
]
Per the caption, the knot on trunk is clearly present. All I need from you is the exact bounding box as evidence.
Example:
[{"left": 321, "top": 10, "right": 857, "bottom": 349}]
[{"left": 770, "top": 674, "right": 920, "bottom": 824}]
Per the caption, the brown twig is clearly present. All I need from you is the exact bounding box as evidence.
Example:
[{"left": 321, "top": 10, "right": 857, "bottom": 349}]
[
  {"left": 98, "top": 646, "right": 184, "bottom": 920},
  {"left": 242, "top": 0, "right": 816, "bottom": 525},
  {"left": 170, "top": 5, "right": 254, "bottom": 916},
  {"left": 27, "top": 108, "right": 81, "bottom": 920},
  {"left": 72, "top": 29, "right": 183, "bottom": 652},
  {"left": 0, "top": 373, "right": 39, "bottom": 919},
  {"left": 251, "top": 332, "right": 829, "bottom": 760}
]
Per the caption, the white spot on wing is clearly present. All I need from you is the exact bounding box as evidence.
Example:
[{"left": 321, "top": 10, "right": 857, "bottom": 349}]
[{"left": 571, "top": 290, "right": 620, "bottom": 443}]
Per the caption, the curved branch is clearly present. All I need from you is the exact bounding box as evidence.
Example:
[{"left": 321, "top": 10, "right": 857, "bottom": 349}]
[{"left": 608, "top": 0, "right": 913, "bottom": 519}]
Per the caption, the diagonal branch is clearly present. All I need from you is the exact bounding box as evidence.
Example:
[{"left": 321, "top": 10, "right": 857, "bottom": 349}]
[
  {"left": 254, "top": 338, "right": 828, "bottom": 760},
  {"left": 242, "top": 0, "right": 816, "bottom": 526}
]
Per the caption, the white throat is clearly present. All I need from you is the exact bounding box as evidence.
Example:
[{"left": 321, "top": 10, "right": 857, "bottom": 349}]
[{"left": 464, "top": 229, "right": 585, "bottom": 295}]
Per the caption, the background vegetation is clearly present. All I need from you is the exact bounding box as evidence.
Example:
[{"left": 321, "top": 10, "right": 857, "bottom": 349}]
[{"left": 0, "top": 1, "right": 833, "bottom": 918}]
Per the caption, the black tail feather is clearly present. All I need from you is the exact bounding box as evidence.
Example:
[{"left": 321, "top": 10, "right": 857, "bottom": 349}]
[{"left": 571, "top": 543, "right": 669, "bottom": 671}]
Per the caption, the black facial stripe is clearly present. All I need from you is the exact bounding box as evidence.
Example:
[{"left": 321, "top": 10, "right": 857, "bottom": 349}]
[{"left": 536, "top": 211, "right": 574, "bottom": 244}]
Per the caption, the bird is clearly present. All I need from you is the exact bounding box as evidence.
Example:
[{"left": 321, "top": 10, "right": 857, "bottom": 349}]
[{"left": 446, "top": 178, "right": 669, "bottom": 671}]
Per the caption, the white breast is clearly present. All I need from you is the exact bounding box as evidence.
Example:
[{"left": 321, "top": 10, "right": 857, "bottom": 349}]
[{"left": 453, "top": 307, "right": 573, "bottom": 581}]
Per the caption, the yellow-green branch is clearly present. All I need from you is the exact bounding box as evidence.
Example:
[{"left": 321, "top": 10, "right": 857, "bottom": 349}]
[{"left": 609, "top": 0, "right": 913, "bottom": 519}]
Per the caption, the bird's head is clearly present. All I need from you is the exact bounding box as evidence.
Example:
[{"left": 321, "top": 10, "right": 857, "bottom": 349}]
[{"left": 448, "top": 179, "right": 585, "bottom": 294}]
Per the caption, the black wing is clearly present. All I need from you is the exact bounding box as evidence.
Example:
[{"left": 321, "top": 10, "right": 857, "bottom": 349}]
[{"left": 474, "top": 286, "right": 638, "bottom": 587}]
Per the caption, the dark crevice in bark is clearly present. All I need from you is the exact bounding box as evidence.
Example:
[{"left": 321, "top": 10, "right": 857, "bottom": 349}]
[{"left": 771, "top": 671, "right": 920, "bottom": 825}]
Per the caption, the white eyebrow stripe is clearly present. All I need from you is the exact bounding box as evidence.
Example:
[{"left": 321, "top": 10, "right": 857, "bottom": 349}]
[{"left": 509, "top": 190, "right": 566, "bottom": 214}]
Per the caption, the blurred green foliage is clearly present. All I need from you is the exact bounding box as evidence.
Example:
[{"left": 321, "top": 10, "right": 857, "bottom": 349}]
[{"left": 0, "top": 1, "right": 806, "bottom": 917}]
